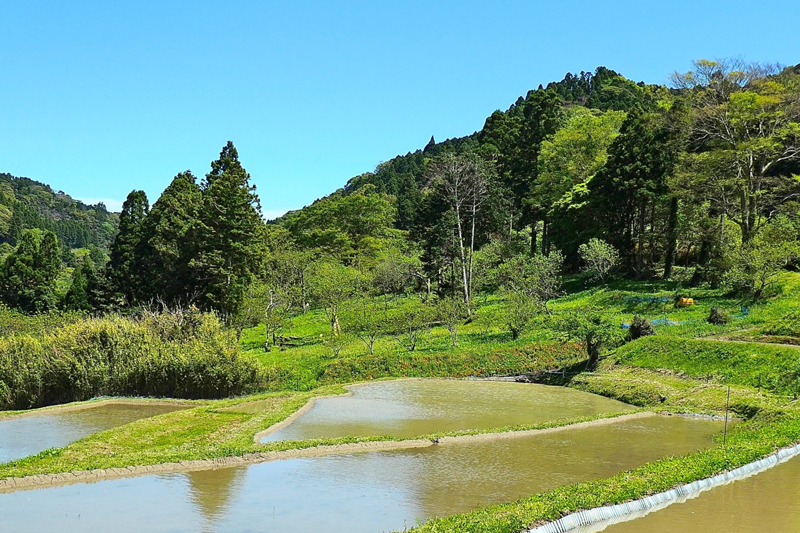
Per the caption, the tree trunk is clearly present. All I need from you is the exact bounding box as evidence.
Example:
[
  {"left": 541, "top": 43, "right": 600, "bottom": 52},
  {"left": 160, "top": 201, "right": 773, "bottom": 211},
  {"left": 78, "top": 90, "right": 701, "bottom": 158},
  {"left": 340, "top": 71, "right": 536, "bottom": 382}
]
[
  {"left": 454, "top": 206, "right": 470, "bottom": 309},
  {"left": 541, "top": 218, "right": 549, "bottom": 256},
  {"left": 530, "top": 220, "right": 537, "bottom": 255},
  {"left": 745, "top": 192, "right": 757, "bottom": 242},
  {"left": 330, "top": 306, "right": 341, "bottom": 335},
  {"left": 587, "top": 339, "right": 600, "bottom": 368},
  {"left": 690, "top": 236, "right": 712, "bottom": 286},
  {"left": 637, "top": 201, "right": 646, "bottom": 277},
  {"left": 663, "top": 197, "right": 679, "bottom": 279},
  {"left": 467, "top": 204, "right": 477, "bottom": 315}
]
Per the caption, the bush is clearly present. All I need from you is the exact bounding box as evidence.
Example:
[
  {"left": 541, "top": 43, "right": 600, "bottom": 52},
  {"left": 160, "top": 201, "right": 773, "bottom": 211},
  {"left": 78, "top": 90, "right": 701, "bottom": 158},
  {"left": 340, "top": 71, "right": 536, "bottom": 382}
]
[
  {"left": 707, "top": 306, "right": 730, "bottom": 325},
  {"left": 628, "top": 315, "right": 655, "bottom": 340},
  {"left": 0, "top": 311, "right": 264, "bottom": 409},
  {"left": 578, "top": 238, "right": 619, "bottom": 284}
]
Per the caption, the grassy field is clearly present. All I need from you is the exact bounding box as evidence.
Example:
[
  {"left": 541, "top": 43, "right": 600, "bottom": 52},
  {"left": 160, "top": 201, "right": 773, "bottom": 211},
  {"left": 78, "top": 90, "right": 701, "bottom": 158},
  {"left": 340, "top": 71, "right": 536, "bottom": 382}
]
[{"left": 4, "top": 272, "right": 800, "bottom": 532}]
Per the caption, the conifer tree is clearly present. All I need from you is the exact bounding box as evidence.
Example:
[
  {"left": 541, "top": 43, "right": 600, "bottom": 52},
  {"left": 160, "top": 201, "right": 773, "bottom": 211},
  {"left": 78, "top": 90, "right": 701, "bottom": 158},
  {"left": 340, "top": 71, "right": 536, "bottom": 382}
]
[
  {"left": 196, "top": 142, "right": 265, "bottom": 316},
  {"left": 0, "top": 229, "right": 62, "bottom": 312},
  {"left": 64, "top": 257, "right": 94, "bottom": 311},
  {"left": 140, "top": 171, "right": 204, "bottom": 305},
  {"left": 107, "top": 190, "right": 150, "bottom": 304}
]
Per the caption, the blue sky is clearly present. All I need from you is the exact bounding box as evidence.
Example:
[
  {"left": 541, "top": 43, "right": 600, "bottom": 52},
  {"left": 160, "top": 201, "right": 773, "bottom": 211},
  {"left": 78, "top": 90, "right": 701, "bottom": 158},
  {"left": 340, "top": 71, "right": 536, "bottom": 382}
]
[{"left": 1, "top": 1, "right": 798, "bottom": 216}]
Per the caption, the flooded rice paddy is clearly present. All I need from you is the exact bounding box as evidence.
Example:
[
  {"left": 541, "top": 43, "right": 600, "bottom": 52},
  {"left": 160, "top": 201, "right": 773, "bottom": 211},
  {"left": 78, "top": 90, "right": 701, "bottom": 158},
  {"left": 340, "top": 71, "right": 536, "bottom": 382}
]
[
  {"left": 261, "top": 379, "right": 636, "bottom": 442},
  {"left": 0, "top": 413, "right": 725, "bottom": 533},
  {"left": 0, "top": 402, "right": 186, "bottom": 464},
  {"left": 587, "top": 453, "right": 800, "bottom": 533}
]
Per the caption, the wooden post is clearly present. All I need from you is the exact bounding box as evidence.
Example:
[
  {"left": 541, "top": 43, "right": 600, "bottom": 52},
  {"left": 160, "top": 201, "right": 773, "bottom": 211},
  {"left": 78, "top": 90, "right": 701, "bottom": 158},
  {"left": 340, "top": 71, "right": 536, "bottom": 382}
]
[{"left": 723, "top": 385, "right": 731, "bottom": 447}]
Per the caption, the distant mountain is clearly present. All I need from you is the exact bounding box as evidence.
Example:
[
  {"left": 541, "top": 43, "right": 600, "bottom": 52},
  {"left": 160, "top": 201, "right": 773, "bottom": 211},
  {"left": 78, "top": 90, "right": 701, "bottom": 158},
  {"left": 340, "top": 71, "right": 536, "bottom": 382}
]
[{"left": 0, "top": 173, "right": 119, "bottom": 252}]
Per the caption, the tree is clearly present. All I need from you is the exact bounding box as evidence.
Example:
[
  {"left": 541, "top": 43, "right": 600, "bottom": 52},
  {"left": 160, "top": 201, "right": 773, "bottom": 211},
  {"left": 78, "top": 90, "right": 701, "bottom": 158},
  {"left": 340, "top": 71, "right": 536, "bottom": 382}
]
[
  {"left": 553, "top": 309, "right": 621, "bottom": 368},
  {"left": 533, "top": 108, "right": 626, "bottom": 252},
  {"left": 504, "top": 89, "right": 565, "bottom": 253},
  {"left": 502, "top": 292, "right": 538, "bottom": 340},
  {"left": 264, "top": 227, "right": 315, "bottom": 313},
  {"left": 139, "top": 172, "right": 204, "bottom": 306},
  {"left": 587, "top": 112, "right": 678, "bottom": 275},
  {"left": 107, "top": 190, "right": 149, "bottom": 304},
  {"left": 672, "top": 59, "right": 800, "bottom": 243},
  {"left": 496, "top": 251, "right": 564, "bottom": 315},
  {"left": 196, "top": 142, "right": 266, "bottom": 316},
  {"left": 723, "top": 216, "right": 800, "bottom": 300},
  {"left": 235, "top": 282, "right": 291, "bottom": 346},
  {"left": 389, "top": 297, "right": 433, "bottom": 352},
  {"left": 342, "top": 296, "right": 388, "bottom": 355},
  {"left": 308, "top": 261, "right": 362, "bottom": 335},
  {"left": 436, "top": 296, "right": 466, "bottom": 347},
  {"left": 427, "top": 152, "right": 492, "bottom": 312},
  {"left": 64, "top": 257, "right": 96, "bottom": 312},
  {"left": 371, "top": 249, "right": 411, "bottom": 306},
  {"left": 578, "top": 239, "right": 620, "bottom": 283},
  {"left": 0, "top": 230, "right": 62, "bottom": 313},
  {"left": 282, "top": 185, "right": 397, "bottom": 262}
]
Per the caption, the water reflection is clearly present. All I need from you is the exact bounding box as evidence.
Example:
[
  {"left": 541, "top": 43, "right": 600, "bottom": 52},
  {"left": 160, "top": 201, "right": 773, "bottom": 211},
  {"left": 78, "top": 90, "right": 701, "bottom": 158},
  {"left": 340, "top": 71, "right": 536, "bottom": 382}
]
[
  {"left": 263, "top": 380, "right": 635, "bottom": 442},
  {"left": 0, "top": 415, "right": 725, "bottom": 533},
  {"left": 185, "top": 467, "right": 246, "bottom": 525}
]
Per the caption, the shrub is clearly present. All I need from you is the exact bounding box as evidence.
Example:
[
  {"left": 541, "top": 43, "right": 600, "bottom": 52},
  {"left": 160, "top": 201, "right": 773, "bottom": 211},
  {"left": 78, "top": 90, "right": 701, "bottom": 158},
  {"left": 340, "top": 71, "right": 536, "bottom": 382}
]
[
  {"left": 578, "top": 238, "right": 619, "bottom": 284},
  {"left": 628, "top": 315, "right": 655, "bottom": 340},
  {"left": 707, "top": 306, "right": 730, "bottom": 325},
  {"left": 0, "top": 311, "right": 264, "bottom": 410}
]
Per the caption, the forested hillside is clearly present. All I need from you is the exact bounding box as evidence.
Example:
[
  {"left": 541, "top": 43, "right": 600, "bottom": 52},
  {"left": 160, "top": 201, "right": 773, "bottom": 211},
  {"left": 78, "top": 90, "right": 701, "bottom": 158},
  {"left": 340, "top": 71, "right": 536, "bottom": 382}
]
[
  {"left": 0, "top": 173, "right": 118, "bottom": 254},
  {"left": 2, "top": 59, "right": 799, "bottom": 324},
  {"left": 275, "top": 60, "right": 800, "bottom": 301}
]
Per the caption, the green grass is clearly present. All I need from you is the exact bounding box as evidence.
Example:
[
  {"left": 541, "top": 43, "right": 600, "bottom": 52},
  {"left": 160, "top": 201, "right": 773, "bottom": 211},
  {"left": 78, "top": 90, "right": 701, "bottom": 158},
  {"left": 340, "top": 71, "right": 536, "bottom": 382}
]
[
  {"left": 259, "top": 340, "right": 585, "bottom": 391},
  {"left": 614, "top": 336, "right": 800, "bottom": 397}
]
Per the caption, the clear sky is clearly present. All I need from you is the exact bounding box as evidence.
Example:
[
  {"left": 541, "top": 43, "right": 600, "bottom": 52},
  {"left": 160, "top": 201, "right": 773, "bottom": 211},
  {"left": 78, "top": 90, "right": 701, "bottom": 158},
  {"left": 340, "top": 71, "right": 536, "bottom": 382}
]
[{"left": 1, "top": 1, "right": 798, "bottom": 216}]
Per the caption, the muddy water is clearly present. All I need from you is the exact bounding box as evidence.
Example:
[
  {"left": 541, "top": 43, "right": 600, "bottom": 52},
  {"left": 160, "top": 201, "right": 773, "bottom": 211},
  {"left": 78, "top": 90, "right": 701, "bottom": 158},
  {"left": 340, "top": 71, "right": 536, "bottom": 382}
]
[
  {"left": 0, "top": 415, "right": 725, "bottom": 533},
  {"left": 0, "top": 402, "right": 186, "bottom": 463},
  {"left": 262, "top": 380, "right": 635, "bottom": 442},
  {"left": 591, "top": 453, "right": 800, "bottom": 533}
]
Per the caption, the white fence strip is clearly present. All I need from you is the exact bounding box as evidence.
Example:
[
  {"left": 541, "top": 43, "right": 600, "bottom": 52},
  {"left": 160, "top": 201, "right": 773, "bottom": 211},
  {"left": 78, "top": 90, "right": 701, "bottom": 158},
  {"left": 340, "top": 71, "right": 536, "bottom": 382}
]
[{"left": 527, "top": 442, "right": 800, "bottom": 533}]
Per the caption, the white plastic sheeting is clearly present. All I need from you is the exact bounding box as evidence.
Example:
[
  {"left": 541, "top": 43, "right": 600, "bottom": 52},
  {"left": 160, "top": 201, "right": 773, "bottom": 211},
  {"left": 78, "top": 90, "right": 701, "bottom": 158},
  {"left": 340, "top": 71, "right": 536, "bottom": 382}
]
[{"left": 527, "top": 442, "right": 800, "bottom": 533}]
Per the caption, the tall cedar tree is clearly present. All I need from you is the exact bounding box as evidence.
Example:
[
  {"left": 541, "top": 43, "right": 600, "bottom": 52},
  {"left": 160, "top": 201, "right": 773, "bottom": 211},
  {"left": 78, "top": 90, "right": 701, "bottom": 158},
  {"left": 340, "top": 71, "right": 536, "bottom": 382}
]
[
  {"left": 196, "top": 142, "right": 265, "bottom": 316},
  {"left": 1, "top": 230, "right": 62, "bottom": 313},
  {"left": 140, "top": 171, "right": 204, "bottom": 305},
  {"left": 510, "top": 90, "right": 564, "bottom": 253},
  {"left": 588, "top": 112, "right": 677, "bottom": 275},
  {"left": 107, "top": 190, "right": 149, "bottom": 303},
  {"left": 64, "top": 257, "right": 99, "bottom": 311}
]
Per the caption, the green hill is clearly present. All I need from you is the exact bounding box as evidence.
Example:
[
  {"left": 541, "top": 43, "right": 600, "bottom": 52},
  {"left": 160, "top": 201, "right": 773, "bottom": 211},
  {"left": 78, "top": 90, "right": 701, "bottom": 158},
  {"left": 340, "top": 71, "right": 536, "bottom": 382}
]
[{"left": 0, "top": 173, "right": 119, "bottom": 254}]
